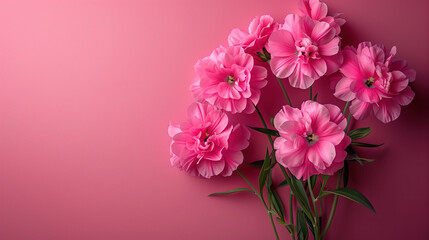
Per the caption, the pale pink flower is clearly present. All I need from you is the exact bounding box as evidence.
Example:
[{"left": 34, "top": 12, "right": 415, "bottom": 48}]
[
  {"left": 274, "top": 101, "right": 351, "bottom": 180},
  {"left": 228, "top": 15, "right": 279, "bottom": 56},
  {"left": 298, "top": 0, "right": 346, "bottom": 34},
  {"left": 191, "top": 46, "right": 268, "bottom": 114},
  {"left": 267, "top": 14, "right": 342, "bottom": 89},
  {"left": 334, "top": 42, "right": 415, "bottom": 123},
  {"left": 169, "top": 102, "right": 250, "bottom": 178}
]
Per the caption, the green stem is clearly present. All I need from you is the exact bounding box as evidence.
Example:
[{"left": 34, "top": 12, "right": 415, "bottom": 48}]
[
  {"left": 308, "top": 178, "right": 321, "bottom": 240},
  {"left": 237, "top": 170, "right": 279, "bottom": 240},
  {"left": 343, "top": 101, "right": 350, "bottom": 116},
  {"left": 254, "top": 105, "right": 274, "bottom": 147},
  {"left": 237, "top": 170, "right": 259, "bottom": 198},
  {"left": 321, "top": 170, "right": 343, "bottom": 238},
  {"left": 276, "top": 77, "right": 292, "bottom": 106},
  {"left": 290, "top": 192, "right": 296, "bottom": 240},
  {"left": 255, "top": 104, "right": 296, "bottom": 240},
  {"left": 345, "top": 113, "right": 352, "bottom": 133},
  {"left": 309, "top": 86, "right": 313, "bottom": 100},
  {"left": 269, "top": 212, "right": 280, "bottom": 240}
]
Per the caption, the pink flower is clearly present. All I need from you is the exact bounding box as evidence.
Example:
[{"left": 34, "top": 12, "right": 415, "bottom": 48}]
[
  {"left": 267, "top": 14, "right": 342, "bottom": 89},
  {"left": 274, "top": 101, "right": 351, "bottom": 180},
  {"left": 298, "top": 0, "right": 346, "bottom": 34},
  {"left": 169, "top": 102, "right": 250, "bottom": 178},
  {"left": 228, "top": 15, "right": 279, "bottom": 56},
  {"left": 191, "top": 46, "right": 268, "bottom": 114},
  {"left": 334, "top": 42, "right": 416, "bottom": 123}
]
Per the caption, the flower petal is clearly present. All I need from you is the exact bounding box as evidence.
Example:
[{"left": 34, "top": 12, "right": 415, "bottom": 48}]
[
  {"left": 267, "top": 30, "right": 297, "bottom": 57},
  {"left": 334, "top": 77, "right": 356, "bottom": 101},
  {"left": 373, "top": 98, "right": 401, "bottom": 123},
  {"left": 308, "top": 141, "right": 336, "bottom": 170},
  {"left": 270, "top": 56, "right": 297, "bottom": 78},
  {"left": 350, "top": 99, "right": 372, "bottom": 120}
]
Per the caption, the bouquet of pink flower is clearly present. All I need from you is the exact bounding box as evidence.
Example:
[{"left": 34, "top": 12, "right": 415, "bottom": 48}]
[{"left": 168, "top": 0, "right": 415, "bottom": 239}]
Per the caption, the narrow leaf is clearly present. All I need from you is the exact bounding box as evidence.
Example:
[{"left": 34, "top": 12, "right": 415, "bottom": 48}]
[
  {"left": 276, "top": 217, "right": 287, "bottom": 226},
  {"left": 270, "top": 116, "right": 275, "bottom": 128},
  {"left": 347, "top": 127, "right": 371, "bottom": 140},
  {"left": 209, "top": 188, "right": 253, "bottom": 196},
  {"left": 320, "top": 188, "right": 376, "bottom": 213},
  {"left": 351, "top": 142, "right": 383, "bottom": 148},
  {"left": 249, "top": 126, "right": 280, "bottom": 137},
  {"left": 256, "top": 51, "right": 268, "bottom": 62},
  {"left": 246, "top": 160, "right": 264, "bottom": 168},
  {"left": 289, "top": 174, "right": 312, "bottom": 217},
  {"left": 304, "top": 213, "right": 315, "bottom": 238},
  {"left": 347, "top": 158, "right": 375, "bottom": 163},
  {"left": 271, "top": 188, "right": 285, "bottom": 219},
  {"left": 309, "top": 175, "right": 318, "bottom": 190},
  {"left": 313, "top": 93, "right": 318, "bottom": 101},
  {"left": 276, "top": 179, "right": 289, "bottom": 188},
  {"left": 321, "top": 175, "right": 329, "bottom": 190},
  {"left": 259, "top": 149, "right": 271, "bottom": 197},
  {"left": 296, "top": 208, "right": 309, "bottom": 240},
  {"left": 263, "top": 47, "right": 271, "bottom": 60},
  {"left": 285, "top": 223, "right": 295, "bottom": 234}
]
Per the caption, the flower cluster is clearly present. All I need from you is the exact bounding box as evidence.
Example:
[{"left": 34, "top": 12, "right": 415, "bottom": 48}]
[
  {"left": 169, "top": 1, "right": 415, "bottom": 238},
  {"left": 170, "top": 0, "right": 415, "bottom": 180}
]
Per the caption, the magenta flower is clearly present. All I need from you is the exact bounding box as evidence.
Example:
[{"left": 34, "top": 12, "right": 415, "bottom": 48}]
[
  {"left": 191, "top": 46, "right": 268, "bottom": 114},
  {"left": 267, "top": 14, "right": 342, "bottom": 89},
  {"left": 169, "top": 102, "right": 250, "bottom": 178},
  {"left": 274, "top": 101, "right": 351, "bottom": 180},
  {"left": 334, "top": 42, "right": 415, "bottom": 123},
  {"left": 228, "top": 15, "right": 279, "bottom": 56},
  {"left": 298, "top": 0, "right": 345, "bottom": 34}
]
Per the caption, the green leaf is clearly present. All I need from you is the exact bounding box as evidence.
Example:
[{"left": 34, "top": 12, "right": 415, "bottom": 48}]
[
  {"left": 276, "top": 179, "right": 289, "bottom": 188},
  {"left": 256, "top": 51, "right": 268, "bottom": 62},
  {"left": 289, "top": 174, "right": 312, "bottom": 218},
  {"left": 296, "top": 208, "right": 309, "bottom": 240},
  {"left": 263, "top": 47, "right": 271, "bottom": 61},
  {"left": 276, "top": 217, "right": 287, "bottom": 226},
  {"left": 304, "top": 212, "right": 315, "bottom": 239},
  {"left": 350, "top": 142, "right": 383, "bottom": 148},
  {"left": 284, "top": 223, "right": 295, "bottom": 234},
  {"left": 271, "top": 188, "right": 285, "bottom": 219},
  {"left": 249, "top": 126, "right": 280, "bottom": 137},
  {"left": 347, "top": 158, "right": 375, "bottom": 163},
  {"left": 320, "top": 188, "right": 376, "bottom": 213},
  {"left": 317, "top": 175, "right": 330, "bottom": 199},
  {"left": 208, "top": 188, "right": 253, "bottom": 196},
  {"left": 347, "top": 127, "right": 371, "bottom": 140},
  {"left": 309, "top": 175, "right": 318, "bottom": 190},
  {"left": 246, "top": 160, "right": 264, "bottom": 168},
  {"left": 259, "top": 149, "right": 271, "bottom": 197},
  {"left": 312, "top": 93, "right": 318, "bottom": 101},
  {"left": 321, "top": 175, "right": 329, "bottom": 190}
]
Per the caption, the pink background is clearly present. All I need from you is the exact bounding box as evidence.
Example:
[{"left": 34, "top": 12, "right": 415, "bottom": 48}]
[{"left": 1, "top": 0, "right": 428, "bottom": 239}]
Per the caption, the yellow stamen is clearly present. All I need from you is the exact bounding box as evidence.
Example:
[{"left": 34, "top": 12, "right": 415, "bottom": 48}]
[{"left": 227, "top": 75, "right": 235, "bottom": 84}]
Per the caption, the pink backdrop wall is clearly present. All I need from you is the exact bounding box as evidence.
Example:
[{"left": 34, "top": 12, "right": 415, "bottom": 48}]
[{"left": 1, "top": 0, "right": 428, "bottom": 239}]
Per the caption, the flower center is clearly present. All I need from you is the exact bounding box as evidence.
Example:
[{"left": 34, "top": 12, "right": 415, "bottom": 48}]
[
  {"left": 226, "top": 75, "right": 235, "bottom": 84},
  {"left": 296, "top": 38, "right": 319, "bottom": 62},
  {"left": 365, "top": 77, "right": 375, "bottom": 88},
  {"left": 203, "top": 132, "right": 210, "bottom": 143},
  {"left": 306, "top": 133, "right": 318, "bottom": 145}
]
